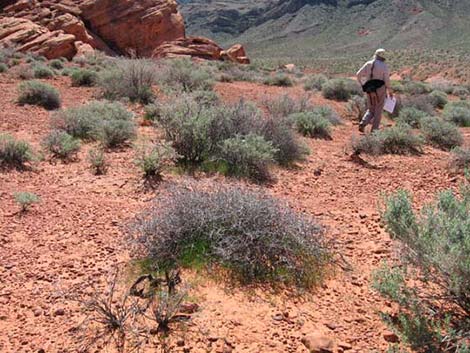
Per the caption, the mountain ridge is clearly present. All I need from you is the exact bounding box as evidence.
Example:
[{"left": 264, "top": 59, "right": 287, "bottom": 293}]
[{"left": 179, "top": 0, "right": 470, "bottom": 60}]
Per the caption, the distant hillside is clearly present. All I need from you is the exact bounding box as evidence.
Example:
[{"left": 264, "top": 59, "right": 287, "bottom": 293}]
[{"left": 179, "top": 0, "right": 470, "bottom": 61}]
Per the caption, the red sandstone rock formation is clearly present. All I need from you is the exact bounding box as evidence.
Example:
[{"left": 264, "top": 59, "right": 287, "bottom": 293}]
[
  {"left": 80, "top": 0, "right": 185, "bottom": 56},
  {"left": 0, "top": 0, "right": 249, "bottom": 64}
]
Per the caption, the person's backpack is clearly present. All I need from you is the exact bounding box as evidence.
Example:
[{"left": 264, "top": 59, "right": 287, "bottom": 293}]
[{"left": 362, "top": 60, "right": 385, "bottom": 93}]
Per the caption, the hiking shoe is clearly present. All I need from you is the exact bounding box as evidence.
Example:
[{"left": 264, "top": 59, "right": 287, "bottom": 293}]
[{"left": 358, "top": 124, "right": 365, "bottom": 133}]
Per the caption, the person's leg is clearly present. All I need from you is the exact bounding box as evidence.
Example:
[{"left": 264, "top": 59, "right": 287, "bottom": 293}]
[
  {"left": 359, "top": 93, "right": 374, "bottom": 130},
  {"left": 371, "top": 86, "right": 387, "bottom": 132}
]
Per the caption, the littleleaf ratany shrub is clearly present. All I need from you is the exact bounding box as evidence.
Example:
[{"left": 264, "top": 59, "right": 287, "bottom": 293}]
[{"left": 132, "top": 182, "right": 331, "bottom": 288}]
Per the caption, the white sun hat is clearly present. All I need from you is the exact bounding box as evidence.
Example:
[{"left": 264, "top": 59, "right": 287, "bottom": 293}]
[{"left": 375, "top": 48, "right": 387, "bottom": 59}]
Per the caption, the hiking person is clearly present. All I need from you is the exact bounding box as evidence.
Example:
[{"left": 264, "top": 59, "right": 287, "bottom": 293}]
[{"left": 356, "top": 48, "right": 393, "bottom": 132}]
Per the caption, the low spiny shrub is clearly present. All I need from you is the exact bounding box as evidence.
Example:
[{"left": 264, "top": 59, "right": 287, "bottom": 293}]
[{"left": 134, "top": 183, "right": 330, "bottom": 287}]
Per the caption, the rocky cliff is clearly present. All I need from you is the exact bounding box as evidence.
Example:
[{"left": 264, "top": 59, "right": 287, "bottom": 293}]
[{"left": 0, "top": 0, "right": 247, "bottom": 62}]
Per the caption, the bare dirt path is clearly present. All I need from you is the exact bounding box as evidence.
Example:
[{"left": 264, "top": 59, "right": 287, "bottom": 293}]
[{"left": 0, "top": 78, "right": 467, "bottom": 353}]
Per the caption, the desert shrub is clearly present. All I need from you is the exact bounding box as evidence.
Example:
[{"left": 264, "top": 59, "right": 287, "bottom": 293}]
[
  {"left": 402, "top": 80, "right": 431, "bottom": 95},
  {"left": 430, "top": 79, "right": 454, "bottom": 94},
  {"left": 352, "top": 124, "right": 423, "bottom": 155},
  {"left": 449, "top": 147, "right": 470, "bottom": 173},
  {"left": 399, "top": 94, "right": 435, "bottom": 116},
  {"left": 0, "top": 63, "right": 7, "bottom": 73},
  {"left": 52, "top": 101, "right": 135, "bottom": 147},
  {"left": 0, "top": 134, "right": 33, "bottom": 169},
  {"left": 99, "top": 58, "right": 157, "bottom": 103},
  {"left": 71, "top": 69, "right": 98, "bottom": 87},
  {"left": 322, "top": 78, "right": 360, "bottom": 101},
  {"left": 160, "top": 58, "right": 213, "bottom": 92},
  {"left": 453, "top": 86, "right": 470, "bottom": 99},
  {"left": 100, "top": 119, "right": 137, "bottom": 148},
  {"left": 157, "top": 95, "right": 307, "bottom": 168},
  {"left": 134, "top": 142, "right": 178, "bottom": 179},
  {"left": 420, "top": 116, "right": 463, "bottom": 150},
  {"left": 190, "top": 89, "right": 220, "bottom": 106},
  {"left": 304, "top": 74, "right": 328, "bottom": 91},
  {"left": 16, "top": 65, "right": 34, "bottom": 80},
  {"left": 217, "top": 134, "right": 277, "bottom": 181},
  {"left": 429, "top": 90, "right": 448, "bottom": 109},
  {"left": 383, "top": 188, "right": 470, "bottom": 311},
  {"left": 397, "top": 107, "right": 429, "bottom": 128},
  {"left": 346, "top": 95, "right": 367, "bottom": 122},
  {"left": 216, "top": 62, "right": 260, "bottom": 83},
  {"left": 373, "top": 263, "right": 470, "bottom": 353},
  {"left": 135, "top": 184, "right": 330, "bottom": 287},
  {"left": 18, "top": 80, "right": 61, "bottom": 110},
  {"left": 33, "top": 65, "right": 55, "bottom": 79},
  {"left": 443, "top": 103, "right": 470, "bottom": 127},
  {"left": 290, "top": 112, "right": 332, "bottom": 139},
  {"left": 49, "top": 59, "right": 64, "bottom": 70},
  {"left": 390, "top": 80, "right": 405, "bottom": 93},
  {"left": 156, "top": 95, "right": 224, "bottom": 164},
  {"left": 14, "top": 192, "right": 39, "bottom": 212},
  {"left": 379, "top": 125, "right": 423, "bottom": 154},
  {"left": 314, "top": 106, "right": 343, "bottom": 125},
  {"left": 88, "top": 148, "right": 108, "bottom": 175},
  {"left": 263, "top": 94, "right": 311, "bottom": 119},
  {"left": 42, "top": 130, "right": 81, "bottom": 160},
  {"left": 143, "top": 103, "right": 161, "bottom": 122},
  {"left": 263, "top": 73, "right": 293, "bottom": 87}
]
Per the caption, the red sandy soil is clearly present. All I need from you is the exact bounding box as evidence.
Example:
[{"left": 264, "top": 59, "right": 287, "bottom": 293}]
[{"left": 1, "top": 75, "right": 468, "bottom": 353}]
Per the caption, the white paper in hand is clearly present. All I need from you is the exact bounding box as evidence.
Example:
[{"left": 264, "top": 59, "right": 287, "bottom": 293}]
[{"left": 384, "top": 96, "right": 397, "bottom": 114}]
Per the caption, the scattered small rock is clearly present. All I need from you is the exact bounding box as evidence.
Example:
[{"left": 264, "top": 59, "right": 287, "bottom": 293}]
[
  {"left": 53, "top": 308, "right": 65, "bottom": 316},
  {"left": 177, "top": 339, "right": 185, "bottom": 347},
  {"left": 338, "top": 341, "right": 352, "bottom": 350},
  {"left": 301, "top": 331, "right": 335, "bottom": 353},
  {"left": 383, "top": 330, "right": 399, "bottom": 343}
]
